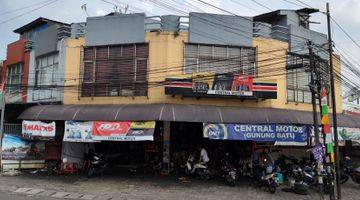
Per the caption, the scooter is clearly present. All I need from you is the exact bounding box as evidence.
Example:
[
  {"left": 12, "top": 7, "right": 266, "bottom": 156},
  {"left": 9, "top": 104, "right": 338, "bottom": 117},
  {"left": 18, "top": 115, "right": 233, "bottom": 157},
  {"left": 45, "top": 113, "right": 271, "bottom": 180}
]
[
  {"left": 340, "top": 157, "right": 360, "bottom": 184},
  {"left": 87, "top": 152, "right": 108, "bottom": 178},
  {"left": 220, "top": 153, "right": 237, "bottom": 186},
  {"left": 253, "top": 158, "right": 277, "bottom": 194},
  {"left": 185, "top": 153, "right": 211, "bottom": 180}
]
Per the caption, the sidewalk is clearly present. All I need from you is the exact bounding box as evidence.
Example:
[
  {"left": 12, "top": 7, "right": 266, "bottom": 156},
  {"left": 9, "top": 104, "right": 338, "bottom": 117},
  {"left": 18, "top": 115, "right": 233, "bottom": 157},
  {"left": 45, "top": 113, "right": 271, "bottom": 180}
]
[{"left": 0, "top": 171, "right": 359, "bottom": 200}]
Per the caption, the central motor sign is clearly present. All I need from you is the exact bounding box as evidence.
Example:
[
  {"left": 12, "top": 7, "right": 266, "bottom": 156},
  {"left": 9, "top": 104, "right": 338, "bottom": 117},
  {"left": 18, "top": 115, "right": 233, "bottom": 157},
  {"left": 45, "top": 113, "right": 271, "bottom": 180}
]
[{"left": 203, "top": 123, "right": 309, "bottom": 145}]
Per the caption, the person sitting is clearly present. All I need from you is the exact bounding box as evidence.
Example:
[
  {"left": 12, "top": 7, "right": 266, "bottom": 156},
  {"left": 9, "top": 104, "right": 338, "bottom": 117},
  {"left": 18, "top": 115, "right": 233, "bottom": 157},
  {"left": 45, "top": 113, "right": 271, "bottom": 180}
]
[
  {"left": 198, "top": 145, "right": 210, "bottom": 165},
  {"left": 262, "top": 147, "right": 274, "bottom": 174}
]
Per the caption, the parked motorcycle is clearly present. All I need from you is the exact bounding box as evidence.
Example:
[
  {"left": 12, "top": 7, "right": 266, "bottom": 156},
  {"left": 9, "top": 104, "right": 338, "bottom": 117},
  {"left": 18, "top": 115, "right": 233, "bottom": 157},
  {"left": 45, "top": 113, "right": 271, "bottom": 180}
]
[
  {"left": 282, "top": 163, "right": 309, "bottom": 195},
  {"left": 340, "top": 157, "right": 360, "bottom": 184},
  {"left": 185, "top": 153, "right": 211, "bottom": 180},
  {"left": 220, "top": 153, "right": 237, "bottom": 186},
  {"left": 253, "top": 158, "right": 277, "bottom": 194},
  {"left": 87, "top": 152, "right": 108, "bottom": 178}
]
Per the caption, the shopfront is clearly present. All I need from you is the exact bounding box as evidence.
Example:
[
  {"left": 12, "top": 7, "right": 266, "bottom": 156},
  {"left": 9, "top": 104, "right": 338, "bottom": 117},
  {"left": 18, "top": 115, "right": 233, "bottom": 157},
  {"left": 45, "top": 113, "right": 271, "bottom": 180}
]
[{"left": 14, "top": 103, "right": 360, "bottom": 176}]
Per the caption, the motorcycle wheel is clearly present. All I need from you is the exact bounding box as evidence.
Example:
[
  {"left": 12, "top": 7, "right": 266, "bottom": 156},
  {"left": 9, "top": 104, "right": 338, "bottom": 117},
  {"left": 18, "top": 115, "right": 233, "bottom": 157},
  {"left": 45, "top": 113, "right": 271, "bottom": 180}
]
[
  {"left": 351, "top": 175, "right": 360, "bottom": 184},
  {"left": 87, "top": 166, "right": 96, "bottom": 178},
  {"left": 340, "top": 175, "right": 349, "bottom": 184},
  {"left": 185, "top": 167, "right": 190, "bottom": 175},
  {"left": 226, "top": 175, "right": 236, "bottom": 187},
  {"left": 268, "top": 184, "right": 276, "bottom": 194},
  {"left": 200, "top": 172, "right": 211, "bottom": 180}
]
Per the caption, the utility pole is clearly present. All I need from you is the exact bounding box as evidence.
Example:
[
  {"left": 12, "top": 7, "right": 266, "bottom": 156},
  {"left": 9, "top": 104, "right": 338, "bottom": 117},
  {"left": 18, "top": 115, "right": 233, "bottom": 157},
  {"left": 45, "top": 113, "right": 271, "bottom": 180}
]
[
  {"left": 326, "top": 2, "right": 341, "bottom": 200},
  {"left": 308, "top": 41, "right": 320, "bottom": 144},
  {"left": 308, "top": 41, "right": 323, "bottom": 200}
]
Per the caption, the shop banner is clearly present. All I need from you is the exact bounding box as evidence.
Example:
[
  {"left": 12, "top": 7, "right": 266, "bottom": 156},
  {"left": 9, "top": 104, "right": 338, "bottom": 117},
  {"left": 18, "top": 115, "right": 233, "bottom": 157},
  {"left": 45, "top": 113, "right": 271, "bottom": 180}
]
[
  {"left": 1, "top": 134, "right": 45, "bottom": 161},
  {"left": 92, "top": 121, "right": 155, "bottom": 141},
  {"left": 203, "top": 123, "right": 309, "bottom": 145},
  {"left": 310, "top": 127, "right": 360, "bottom": 146},
  {"left": 64, "top": 121, "right": 98, "bottom": 143},
  {"left": 22, "top": 120, "right": 56, "bottom": 140},
  {"left": 338, "top": 127, "right": 360, "bottom": 141}
]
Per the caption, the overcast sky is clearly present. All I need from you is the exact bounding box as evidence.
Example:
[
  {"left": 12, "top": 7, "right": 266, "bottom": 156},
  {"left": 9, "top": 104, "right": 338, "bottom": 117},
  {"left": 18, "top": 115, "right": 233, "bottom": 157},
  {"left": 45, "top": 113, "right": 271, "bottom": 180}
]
[{"left": 1, "top": 0, "right": 360, "bottom": 65}]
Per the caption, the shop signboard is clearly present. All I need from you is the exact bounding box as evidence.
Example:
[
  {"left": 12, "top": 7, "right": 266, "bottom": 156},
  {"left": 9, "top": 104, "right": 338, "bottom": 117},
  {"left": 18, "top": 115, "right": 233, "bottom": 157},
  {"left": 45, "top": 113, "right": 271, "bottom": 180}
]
[
  {"left": 203, "top": 123, "right": 309, "bottom": 145},
  {"left": 1, "top": 134, "right": 45, "bottom": 169},
  {"left": 64, "top": 121, "right": 98, "bottom": 143},
  {"left": 165, "top": 73, "right": 277, "bottom": 99},
  {"left": 22, "top": 120, "right": 56, "bottom": 140},
  {"left": 92, "top": 121, "right": 156, "bottom": 141}
]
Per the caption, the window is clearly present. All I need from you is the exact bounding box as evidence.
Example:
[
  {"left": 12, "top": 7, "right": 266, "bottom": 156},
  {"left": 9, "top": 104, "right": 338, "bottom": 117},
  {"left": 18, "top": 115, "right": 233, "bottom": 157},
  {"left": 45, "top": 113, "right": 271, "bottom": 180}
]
[
  {"left": 286, "top": 67, "right": 312, "bottom": 103},
  {"left": 6, "top": 63, "right": 23, "bottom": 93},
  {"left": 35, "top": 53, "right": 59, "bottom": 87},
  {"left": 286, "top": 53, "right": 331, "bottom": 104},
  {"left": 81, "top": 44, "right": 148, "bottom": 97},
  {"left": 184, "top": 43, "right": 256, "bottom": 76}
]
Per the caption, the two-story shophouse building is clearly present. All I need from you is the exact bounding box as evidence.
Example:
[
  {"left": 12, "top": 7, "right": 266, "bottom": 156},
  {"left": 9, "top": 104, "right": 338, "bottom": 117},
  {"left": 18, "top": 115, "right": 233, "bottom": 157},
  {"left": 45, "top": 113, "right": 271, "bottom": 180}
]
[
  {"left": 14, "top": 10, "right": 360, "bottom": 173},
  {"left": 2, "top": 17, "right": 72, "bottom": 123}
]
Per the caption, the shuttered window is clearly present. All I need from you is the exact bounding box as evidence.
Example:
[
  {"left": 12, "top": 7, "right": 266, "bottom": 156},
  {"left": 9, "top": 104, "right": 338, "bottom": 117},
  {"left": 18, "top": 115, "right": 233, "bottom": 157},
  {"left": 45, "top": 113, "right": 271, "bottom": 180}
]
[
  {"left": 184, "top": 43, "right": 256, "bottom": 76},
  {"left": 82, "top": 44, "right": 148, "bottom": 97}
]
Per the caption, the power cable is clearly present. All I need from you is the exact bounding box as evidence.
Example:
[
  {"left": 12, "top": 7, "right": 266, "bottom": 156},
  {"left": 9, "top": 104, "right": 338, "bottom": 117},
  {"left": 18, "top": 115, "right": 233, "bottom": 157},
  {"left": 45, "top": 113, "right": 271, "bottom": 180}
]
[
  {"left": 330, "top": 16, "right": 360, "bottom": 50},
  {"left": 0, "top": 0, "right": 54, "bottom": 16},
  {"left": 0, "top": 0, "right": 59, "bottom": 25},
  {"left": 250, "top": 0, "right": 272, "bottom": 11}
]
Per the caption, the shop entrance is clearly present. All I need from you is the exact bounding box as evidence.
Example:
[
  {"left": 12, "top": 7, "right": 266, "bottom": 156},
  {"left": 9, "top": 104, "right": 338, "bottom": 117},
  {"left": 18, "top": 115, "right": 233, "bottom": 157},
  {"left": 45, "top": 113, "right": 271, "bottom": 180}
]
[{"left": 170, "top": 122, "right": 253, "bottom": 177}]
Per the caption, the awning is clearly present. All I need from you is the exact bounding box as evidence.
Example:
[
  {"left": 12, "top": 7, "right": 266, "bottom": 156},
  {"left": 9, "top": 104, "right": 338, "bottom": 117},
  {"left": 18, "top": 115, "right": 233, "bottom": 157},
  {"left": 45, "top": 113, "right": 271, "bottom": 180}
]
[{"left": 18, "top": 104, "right": 360, "bottom": 128}]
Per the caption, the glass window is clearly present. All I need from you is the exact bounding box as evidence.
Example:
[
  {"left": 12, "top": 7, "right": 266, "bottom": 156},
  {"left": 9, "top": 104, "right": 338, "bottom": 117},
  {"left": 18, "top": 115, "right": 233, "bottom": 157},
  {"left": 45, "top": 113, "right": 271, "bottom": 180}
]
[
  {"left": 36, "top": 53, "right": 59, "bottom": 87},
  {"left": 6, "top": 63, "right": 23, "bottom": 93}
]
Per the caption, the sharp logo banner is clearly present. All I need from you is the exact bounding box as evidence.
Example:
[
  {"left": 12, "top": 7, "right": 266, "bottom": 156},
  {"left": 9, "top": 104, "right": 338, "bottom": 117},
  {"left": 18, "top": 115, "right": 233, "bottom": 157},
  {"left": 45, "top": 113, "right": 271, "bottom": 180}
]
[
  {"left": 92, "top": 121, "right": 155, "bottom": 141},
  {"left": 22, "top": 120, "right": 56, "bottom": 140},
  {"left": 203, "top": 123, "right": 309, "bottom": 145},
  {"left": 64, "top": 121, "right": 98, "bottom": 143}
]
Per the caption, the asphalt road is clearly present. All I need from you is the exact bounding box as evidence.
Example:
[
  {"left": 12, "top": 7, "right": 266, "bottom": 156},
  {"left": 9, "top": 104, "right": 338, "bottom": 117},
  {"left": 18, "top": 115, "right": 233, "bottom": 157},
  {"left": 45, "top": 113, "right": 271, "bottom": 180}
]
[
  {"left": 0, "top": 172, "right": 359, "bottom": 200},
  {"left": 0, "top": 191, "right": 58, "bottom": 200}
]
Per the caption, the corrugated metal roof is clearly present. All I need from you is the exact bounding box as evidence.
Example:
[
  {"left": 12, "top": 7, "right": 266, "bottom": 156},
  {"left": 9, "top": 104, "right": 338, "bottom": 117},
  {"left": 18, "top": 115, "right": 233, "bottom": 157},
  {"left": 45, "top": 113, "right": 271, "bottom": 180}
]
[{"left": 18, "top": 104, "right": 360, "bottom": 128}]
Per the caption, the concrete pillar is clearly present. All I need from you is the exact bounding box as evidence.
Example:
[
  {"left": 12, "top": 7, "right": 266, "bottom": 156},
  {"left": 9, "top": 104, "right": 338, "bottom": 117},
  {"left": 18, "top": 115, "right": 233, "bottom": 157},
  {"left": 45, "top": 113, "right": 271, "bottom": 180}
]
[{"left": 161, "top": 121, "right": 170, "bottom": 174}]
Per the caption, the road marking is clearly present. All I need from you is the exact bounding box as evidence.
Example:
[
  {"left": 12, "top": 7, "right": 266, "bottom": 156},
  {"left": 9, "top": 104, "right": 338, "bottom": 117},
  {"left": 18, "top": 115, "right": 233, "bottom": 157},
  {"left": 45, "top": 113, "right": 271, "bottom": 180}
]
[
  {"left": 64, "top": 193, "right": 84, "bottom": 199},
  {"left": 51, "top": 191, "right": 71, "bottom": 198},
  {"left": 14, "top": 188, "right": 32, "bottom": 193},
  {"left": 80, "top": 194, "right": 96, "bottom": 200},
  {"left": 26, "top": 188, "right": 45, "bottom": 195},
  {"left": 38, "top": 190, "right": 57, "bottom": 197}
]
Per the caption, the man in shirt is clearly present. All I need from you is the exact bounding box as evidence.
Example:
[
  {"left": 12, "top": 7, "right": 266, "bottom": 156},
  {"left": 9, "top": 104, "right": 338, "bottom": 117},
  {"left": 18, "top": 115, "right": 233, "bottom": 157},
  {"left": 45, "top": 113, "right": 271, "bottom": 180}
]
[{"left": 198, "top": 145, "right": 210, "bottom": 165}]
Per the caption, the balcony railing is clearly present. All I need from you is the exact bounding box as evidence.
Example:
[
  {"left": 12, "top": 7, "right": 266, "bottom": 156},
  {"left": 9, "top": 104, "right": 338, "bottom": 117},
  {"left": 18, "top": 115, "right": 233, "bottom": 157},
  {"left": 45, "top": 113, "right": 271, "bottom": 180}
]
[{"left": 4, "top": 123, "right": 22, "bottom": 135}]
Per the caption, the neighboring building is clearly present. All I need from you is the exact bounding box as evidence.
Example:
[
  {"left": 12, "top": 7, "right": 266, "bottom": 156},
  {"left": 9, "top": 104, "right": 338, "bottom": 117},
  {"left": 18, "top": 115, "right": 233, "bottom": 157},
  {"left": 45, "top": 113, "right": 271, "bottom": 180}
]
[
  {"left": 2, "top": 17, "right": 71, "bottom": 104},
  {"left": 343, "top": 89, "right": 360, "bottom": 116},
  {"left": 0, "top": 60, "right": 3, "bottom": 83}
]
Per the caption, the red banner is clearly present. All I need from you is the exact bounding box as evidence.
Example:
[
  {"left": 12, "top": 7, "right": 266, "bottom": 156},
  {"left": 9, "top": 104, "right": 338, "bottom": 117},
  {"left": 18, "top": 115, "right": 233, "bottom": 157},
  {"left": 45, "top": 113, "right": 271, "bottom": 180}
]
[
  {"left": 92, "top": 121, "right": 155, "bottom": 141},
  {"left": 93, "top": 121, "right": 131, "bottom": 136}
]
